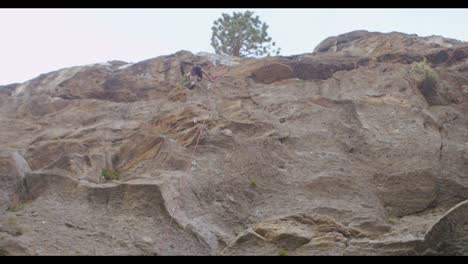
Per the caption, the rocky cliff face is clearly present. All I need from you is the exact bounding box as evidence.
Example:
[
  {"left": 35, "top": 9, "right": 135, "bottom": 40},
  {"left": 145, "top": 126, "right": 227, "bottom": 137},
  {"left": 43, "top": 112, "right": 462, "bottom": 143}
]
[{"left": 1, "top": 30, "right": 467, "bottom": 255}]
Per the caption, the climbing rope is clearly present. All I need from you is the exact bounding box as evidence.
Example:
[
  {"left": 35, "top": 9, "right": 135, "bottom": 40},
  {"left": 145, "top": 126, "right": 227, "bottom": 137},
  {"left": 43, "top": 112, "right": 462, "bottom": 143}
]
[
  {"left": 163, "top": 66, "right": 229, "bottom": 252},
  {"left": 185, "top": 71, "right": 218, "bottom": 172},
  {"left": 185, "top": 68, "right": 229, "bottom": 178}
]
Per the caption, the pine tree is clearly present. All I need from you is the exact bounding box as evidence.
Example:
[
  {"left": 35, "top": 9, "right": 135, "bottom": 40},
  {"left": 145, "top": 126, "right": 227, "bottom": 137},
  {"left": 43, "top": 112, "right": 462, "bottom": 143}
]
[{"left": 211, "top": 11, "right": 281, "bottom": 57}]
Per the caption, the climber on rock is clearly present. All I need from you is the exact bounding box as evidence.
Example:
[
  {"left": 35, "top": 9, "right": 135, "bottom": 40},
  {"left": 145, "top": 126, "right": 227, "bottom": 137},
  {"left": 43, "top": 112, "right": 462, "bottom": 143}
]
[
  {"left": 188, "top": 64, "right": 203, "bottom": 90},
  {"left": 180, "top": 62, "right": 214, "bottom": 90}
]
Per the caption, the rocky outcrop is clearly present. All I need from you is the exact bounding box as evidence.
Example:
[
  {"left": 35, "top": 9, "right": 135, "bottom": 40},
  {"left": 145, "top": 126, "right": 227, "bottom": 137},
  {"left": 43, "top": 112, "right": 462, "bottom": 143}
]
[
  {"left": 313, "top": 30, "right": 379, "bottom": 53},
  {"left": 423, "top": 200, "right": 468, "bottom": 255},
  {"left": 0, "top": 31, "right": 467, "bottom": 255},
  {"left": 0, "top": 84, "right": 19, "bottom": 96},
  {"left": 0, "top": 149, "right": 30, "bottom": 211}
]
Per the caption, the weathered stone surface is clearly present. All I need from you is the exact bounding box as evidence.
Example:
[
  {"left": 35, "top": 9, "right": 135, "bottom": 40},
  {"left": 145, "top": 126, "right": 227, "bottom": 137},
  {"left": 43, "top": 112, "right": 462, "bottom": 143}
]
[
  {"left": 1, "top": 31, "right": 467, "bottom": 255},
  {"left": 0, "top": 149, "right": 29, "bottom": 211},
  {"left": 423, "top": 200, "right": 468, "bottom": 255}
]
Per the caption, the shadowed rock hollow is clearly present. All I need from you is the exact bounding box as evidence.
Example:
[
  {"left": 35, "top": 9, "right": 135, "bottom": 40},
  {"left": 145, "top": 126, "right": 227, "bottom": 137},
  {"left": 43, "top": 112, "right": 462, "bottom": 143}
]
[{"left": 1, "top": 30, "right": 468, "bottom": 255}]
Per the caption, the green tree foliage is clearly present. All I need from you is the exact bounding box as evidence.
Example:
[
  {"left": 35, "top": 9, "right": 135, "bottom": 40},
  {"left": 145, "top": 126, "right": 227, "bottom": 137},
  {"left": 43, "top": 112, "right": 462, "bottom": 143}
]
[{"left": 211, "top": 11, "right": 280, "bottom": 57}]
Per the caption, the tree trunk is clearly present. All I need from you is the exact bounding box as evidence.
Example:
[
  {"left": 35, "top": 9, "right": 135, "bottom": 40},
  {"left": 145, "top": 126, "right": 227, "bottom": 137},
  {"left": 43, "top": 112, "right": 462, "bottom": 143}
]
[{"left": 233, "top": 48, "right": 240, "bottom": 57}]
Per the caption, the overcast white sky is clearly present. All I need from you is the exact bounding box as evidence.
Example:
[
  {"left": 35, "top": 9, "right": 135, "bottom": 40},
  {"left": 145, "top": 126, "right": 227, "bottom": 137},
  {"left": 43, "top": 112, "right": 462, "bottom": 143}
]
[{"left": 1, "top": 8, "right": 467, "bottom": 85}]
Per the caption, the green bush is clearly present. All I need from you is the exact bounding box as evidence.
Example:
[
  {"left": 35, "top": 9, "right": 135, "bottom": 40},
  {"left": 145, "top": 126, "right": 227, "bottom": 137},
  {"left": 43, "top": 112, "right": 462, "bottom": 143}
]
[
  {"left": 249, "top": 178, "right": 257, "bottom": 187},
  {"left": 6, "top": 216, "right": 23, "bottom": 236},
  {"left": 25, "top": 157, "right": 33, "bottom": 169},
  {"left": 9, "top": 200, "right": 29, "bottom": 212},
  {"left": 463, "top": 85, "right": 468, "bottom": 95},
  {"left": 411, "top": 59, "right": 439, "bottom": 84},
  {"left": 7, "top": 216, "right": 16, "bottom": 225},
  {"left": 388, "top": 216, "right": 399, "bottom": 225},
  {"left": 101, "top": 169, "right": 120, "bottom": 181},
  {"left": 278, "top": 248, "right": 287, "bottom": 256}
]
